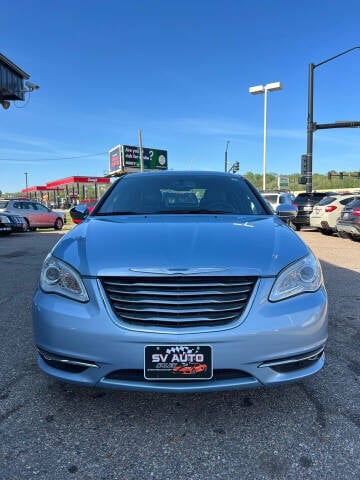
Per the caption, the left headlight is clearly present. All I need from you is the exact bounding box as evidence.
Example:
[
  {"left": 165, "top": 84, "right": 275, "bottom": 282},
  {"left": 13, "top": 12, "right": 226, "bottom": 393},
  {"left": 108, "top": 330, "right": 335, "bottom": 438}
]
[
  {"left": 40, "top": 254, "right": 89, "bottom": 302},
  {"left": 0, "top": 215, "right": 11, "bottom": 223},
  {"left": 269, "top": 252, "right": 323, "bottom": 302}
]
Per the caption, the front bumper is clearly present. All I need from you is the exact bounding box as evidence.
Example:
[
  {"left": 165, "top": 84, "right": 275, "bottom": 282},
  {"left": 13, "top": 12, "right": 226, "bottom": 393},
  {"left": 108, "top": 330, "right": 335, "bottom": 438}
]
[{"left": 33, "top": 277, "right": 328, "bottom": 393}]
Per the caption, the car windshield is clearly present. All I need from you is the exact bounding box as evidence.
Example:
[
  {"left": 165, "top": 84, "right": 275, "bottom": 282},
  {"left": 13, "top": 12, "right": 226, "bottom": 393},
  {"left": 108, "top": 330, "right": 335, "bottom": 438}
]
[
  {"left": 0, "top": 201, "right": 9, "bottom": 209},
  {"left": 97, "top": 173, "right": 268, "bottom": 216}
]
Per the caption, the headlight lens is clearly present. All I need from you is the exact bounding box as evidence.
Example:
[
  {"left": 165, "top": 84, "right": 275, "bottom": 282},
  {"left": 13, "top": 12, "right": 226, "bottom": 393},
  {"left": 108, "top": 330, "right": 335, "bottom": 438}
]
[
  {"left": 0, "top": 215, "right": 10, "bottom": 223},
  {"left": 40, "top": 254, "right": 89, "bottom": 302},
  {"left": 269, "top": 253, "right": 322, "bottom": 302}
]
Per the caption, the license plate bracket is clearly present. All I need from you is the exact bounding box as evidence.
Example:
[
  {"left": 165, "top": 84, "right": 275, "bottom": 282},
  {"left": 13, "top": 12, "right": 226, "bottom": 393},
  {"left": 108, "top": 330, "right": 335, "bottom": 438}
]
[{"left": 144, "top": 345, "right": 212, "bottom": 380}]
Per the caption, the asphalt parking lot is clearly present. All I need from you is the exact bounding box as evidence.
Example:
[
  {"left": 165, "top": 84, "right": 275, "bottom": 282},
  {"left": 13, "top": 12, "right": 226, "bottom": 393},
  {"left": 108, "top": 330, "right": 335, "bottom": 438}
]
[{"left": 0, "top": 229, "right": 359, "bottom": 480}]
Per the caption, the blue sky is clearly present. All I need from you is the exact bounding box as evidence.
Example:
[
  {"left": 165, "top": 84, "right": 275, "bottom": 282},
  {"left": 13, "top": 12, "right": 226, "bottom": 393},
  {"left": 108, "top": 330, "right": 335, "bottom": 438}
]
[{"left": 1, "top": 0, "right": 360, "bottom": 193}]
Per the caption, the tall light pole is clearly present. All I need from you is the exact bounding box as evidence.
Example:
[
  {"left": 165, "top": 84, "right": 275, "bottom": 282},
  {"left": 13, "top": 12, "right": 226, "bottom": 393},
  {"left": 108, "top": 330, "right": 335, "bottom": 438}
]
[
  {"left": 249, "top": 82, "right": 282, "bottom": 191},
  {"left": 306, "top": 46, "right": 360, "bottom": 194},
  {"left": 224, "top": 140, "right": 230, "bottom": 172},
  {"left": 24, "top": 172, "right": 28, "bottom": 198}
]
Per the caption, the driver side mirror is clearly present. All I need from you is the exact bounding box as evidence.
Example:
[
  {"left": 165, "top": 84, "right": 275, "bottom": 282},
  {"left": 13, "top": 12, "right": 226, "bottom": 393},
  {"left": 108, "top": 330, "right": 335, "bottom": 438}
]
[{"left": 70, "top": 205, "right": 89, "bottom": 222}]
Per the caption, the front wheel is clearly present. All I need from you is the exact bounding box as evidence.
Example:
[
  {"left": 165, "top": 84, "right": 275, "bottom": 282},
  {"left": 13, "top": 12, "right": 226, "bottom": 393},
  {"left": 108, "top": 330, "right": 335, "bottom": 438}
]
[{"left": 54, "top": 218, "right": 63, "bottom": 230}]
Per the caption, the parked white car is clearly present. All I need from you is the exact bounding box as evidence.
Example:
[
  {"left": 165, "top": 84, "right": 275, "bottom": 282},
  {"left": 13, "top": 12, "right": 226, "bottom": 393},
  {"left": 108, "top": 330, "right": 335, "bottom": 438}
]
[
  {"left": 310, "top": 194, "right": 358, "bottom": 235},
  {"left": 260, "top": 192, "right": 295, "bottom": 211}
]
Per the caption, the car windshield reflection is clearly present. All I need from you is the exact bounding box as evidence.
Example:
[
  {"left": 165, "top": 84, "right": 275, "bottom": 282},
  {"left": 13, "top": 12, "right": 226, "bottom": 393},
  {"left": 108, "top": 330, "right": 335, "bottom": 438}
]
[{"left": 97, "top": 172, "right": 269, "bottom": 216}]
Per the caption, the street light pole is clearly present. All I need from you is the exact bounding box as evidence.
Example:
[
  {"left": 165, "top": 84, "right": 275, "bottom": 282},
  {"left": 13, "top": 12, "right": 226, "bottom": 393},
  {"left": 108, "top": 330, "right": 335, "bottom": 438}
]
[
  {"left": 262, "top": 88, "right": 268, "bottom": 191},
  {"left": 249, "top": 82, "right": 282, "bottom": 191},
  {"left": 306, "top": 46, "right": 360, "bottom": 194},
  {"left": 224, "top": 140, "right": 230, "bottom": 172},
  {"left": 24, "top": 171, "right": 28, "bottom": 198}
]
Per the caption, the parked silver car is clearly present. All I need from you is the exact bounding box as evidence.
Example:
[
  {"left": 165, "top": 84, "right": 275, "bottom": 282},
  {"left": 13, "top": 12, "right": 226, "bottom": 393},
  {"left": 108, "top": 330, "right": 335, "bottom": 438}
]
[
  {"left": 33, "top": 171, "right": 327, "bottom": 393},
  {"left": 0, "top": 199, "right": 65, "bottom": 231}
]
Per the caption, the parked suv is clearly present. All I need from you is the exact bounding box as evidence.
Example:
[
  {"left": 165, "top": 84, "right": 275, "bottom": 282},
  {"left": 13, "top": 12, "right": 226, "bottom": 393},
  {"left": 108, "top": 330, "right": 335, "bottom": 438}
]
[
  {"left": 291, "top": 192, "right": 333, "bottom": 230},
  {"left": 310, "top": 194, "right": 358, "bottom": 235},
  {"left": 336, "top": 197, "right": 360, "bottom": 241},
  {"left": 0, "top": 199, "right": 65, "bottom": 231}
]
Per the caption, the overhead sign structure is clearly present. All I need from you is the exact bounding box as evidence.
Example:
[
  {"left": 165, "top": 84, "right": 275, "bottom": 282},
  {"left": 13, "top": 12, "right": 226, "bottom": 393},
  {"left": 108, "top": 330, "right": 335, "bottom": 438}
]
[{"left": 108, "top": 145, "right": 168, "bottom": 175}]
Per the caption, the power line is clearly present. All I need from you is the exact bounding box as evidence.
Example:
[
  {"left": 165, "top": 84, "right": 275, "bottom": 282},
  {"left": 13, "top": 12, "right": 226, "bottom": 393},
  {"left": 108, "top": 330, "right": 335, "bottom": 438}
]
[{"left": 0, "top": 152, "right": 107, "bottom": 162}]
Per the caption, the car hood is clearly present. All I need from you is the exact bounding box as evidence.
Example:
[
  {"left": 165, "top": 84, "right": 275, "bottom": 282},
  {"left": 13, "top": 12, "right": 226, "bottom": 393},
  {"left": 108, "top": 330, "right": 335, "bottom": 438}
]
[{"left": 52, "top": 215, "right": 309, "bottom": 277}]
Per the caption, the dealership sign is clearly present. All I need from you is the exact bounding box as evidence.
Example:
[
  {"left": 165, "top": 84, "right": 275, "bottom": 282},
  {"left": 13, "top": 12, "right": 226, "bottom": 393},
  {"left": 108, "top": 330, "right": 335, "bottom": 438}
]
[{"left": 109, "top": 145, "right": 168, "bottom": 174}]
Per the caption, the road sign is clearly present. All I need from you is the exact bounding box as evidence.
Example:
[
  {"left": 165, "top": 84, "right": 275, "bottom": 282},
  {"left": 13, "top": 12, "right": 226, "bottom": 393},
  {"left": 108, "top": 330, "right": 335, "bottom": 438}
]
[{"left": 278, "top": 176, "right": 289, "bottom": 188}]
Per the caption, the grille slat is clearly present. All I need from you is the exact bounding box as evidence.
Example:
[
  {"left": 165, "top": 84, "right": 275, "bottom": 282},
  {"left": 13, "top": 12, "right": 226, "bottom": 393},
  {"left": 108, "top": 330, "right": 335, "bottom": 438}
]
[
  {"left": 100, "top": 276, "right": 257, "bottom": 327},
  {"left": 105, "top": 286, "right": 252, "bottom": 296},
  {"left": 108, "top": 295, "right": 248, "bottom": 305}
]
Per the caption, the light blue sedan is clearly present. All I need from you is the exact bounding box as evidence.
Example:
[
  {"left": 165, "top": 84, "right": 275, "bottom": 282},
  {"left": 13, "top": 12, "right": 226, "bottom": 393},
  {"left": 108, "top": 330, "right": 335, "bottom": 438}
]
[{"left": 33, "top": 171, "right": 327, "bottom": 392}]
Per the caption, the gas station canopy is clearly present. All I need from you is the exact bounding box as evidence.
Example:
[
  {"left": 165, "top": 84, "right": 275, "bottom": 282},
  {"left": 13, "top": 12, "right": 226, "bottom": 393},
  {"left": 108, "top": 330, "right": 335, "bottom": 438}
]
[{"left": 21, "top": 176, "right": 111, "bottom": 206}]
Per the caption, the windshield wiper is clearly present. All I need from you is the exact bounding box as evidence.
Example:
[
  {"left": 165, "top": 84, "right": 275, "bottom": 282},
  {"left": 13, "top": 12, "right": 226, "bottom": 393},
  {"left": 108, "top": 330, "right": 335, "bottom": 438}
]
[
  {"left": 150, "top": 209, "right": 234, "bottom": 214},
  {"left": 97, "top": 209, "right": 235, "bottom": 216},
  {"left": 96, "top": 211, "right": 140, "bottom": 216}
]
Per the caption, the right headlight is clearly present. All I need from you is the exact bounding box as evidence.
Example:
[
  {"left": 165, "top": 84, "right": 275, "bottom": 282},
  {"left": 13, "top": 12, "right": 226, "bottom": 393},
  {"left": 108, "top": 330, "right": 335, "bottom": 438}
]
[
  {"left": 40, "top": 254, "right": 89, "bottom": 302},
  {"left": 269, "top": 252, "right": 323, "bottom": 302}
]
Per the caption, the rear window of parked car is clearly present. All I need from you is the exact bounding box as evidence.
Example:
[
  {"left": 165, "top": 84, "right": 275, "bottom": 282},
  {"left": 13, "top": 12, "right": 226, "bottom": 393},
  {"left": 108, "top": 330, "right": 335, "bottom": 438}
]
[{"left": 317, "top": 196, "right": 338, "bottom": 206}]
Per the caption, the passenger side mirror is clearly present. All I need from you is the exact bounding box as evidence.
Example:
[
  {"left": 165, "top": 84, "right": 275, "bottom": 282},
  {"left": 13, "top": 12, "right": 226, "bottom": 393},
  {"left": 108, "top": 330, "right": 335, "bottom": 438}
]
[{"left": 276, "top": 204, "right": 298, "bottom": 221}]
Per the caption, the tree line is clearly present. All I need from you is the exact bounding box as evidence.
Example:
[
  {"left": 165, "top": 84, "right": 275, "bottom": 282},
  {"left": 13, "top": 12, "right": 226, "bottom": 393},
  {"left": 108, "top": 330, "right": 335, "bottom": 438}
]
[{"left": 243, "top": 171, "right": 360, "bottom": 192}]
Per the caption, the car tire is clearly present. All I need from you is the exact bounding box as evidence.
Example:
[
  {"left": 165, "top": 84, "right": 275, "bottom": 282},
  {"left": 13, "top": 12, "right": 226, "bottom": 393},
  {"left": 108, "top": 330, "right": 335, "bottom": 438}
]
[
  {"left": 338, "top": 231, "right": 349, "bottom": 239},
  {"left": 290, "top": 222, "right": 301, "bottom": 231},
  {"left": 54, "top": 218, "right": 63, "bottom": 230},
  {"left": 350, "top": 234, "right": 360, "bottom": 242}
]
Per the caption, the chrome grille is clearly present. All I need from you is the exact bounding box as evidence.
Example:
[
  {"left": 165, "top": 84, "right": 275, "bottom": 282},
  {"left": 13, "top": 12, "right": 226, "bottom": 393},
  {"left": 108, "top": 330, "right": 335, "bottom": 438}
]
[{"left": 100, "top": 276, "right": 257, "bottom": 327}]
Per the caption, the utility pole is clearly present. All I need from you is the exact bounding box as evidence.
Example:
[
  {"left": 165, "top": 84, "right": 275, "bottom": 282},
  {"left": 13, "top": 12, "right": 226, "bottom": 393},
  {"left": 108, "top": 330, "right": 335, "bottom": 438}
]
[
  {"left": 138, "top": 129, "right": 144, "bottom": 172},
  {"left": 225, "top": 140, "right": 230, "bottom": 172},
  {"left": 24, "top": 172, "right": 28, "bottom": 197}
]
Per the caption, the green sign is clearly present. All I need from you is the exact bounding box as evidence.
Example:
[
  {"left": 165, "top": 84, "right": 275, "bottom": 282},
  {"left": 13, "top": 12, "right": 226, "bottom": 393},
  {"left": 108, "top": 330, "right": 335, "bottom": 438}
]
[
  {"left": 123, "top": 145, "right": 168, "bottom": 170},
  {"left": 278, "top": 176, "right": 289, "bottom": 188}
]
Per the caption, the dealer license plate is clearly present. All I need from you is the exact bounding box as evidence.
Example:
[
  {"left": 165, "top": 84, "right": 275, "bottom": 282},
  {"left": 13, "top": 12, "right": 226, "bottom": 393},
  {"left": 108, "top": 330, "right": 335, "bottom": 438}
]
[{"left": 144, "top": 345, "right": 212, "bottom": 380}]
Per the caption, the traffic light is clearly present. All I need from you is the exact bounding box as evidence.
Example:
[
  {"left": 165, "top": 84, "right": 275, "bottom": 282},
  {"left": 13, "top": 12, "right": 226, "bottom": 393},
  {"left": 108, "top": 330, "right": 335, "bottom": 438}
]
[
  {"left": 301, "top": 154, "right": 308, "bottom": 175},
  {"left": 327, "top": 172, "right": 332, "bottom": 180},
  {"left": 339, "top": 172, "right": 344, "bottom": 180},
  {"left": 232, "top": 161, "right": 239, "bottom": 173}
]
